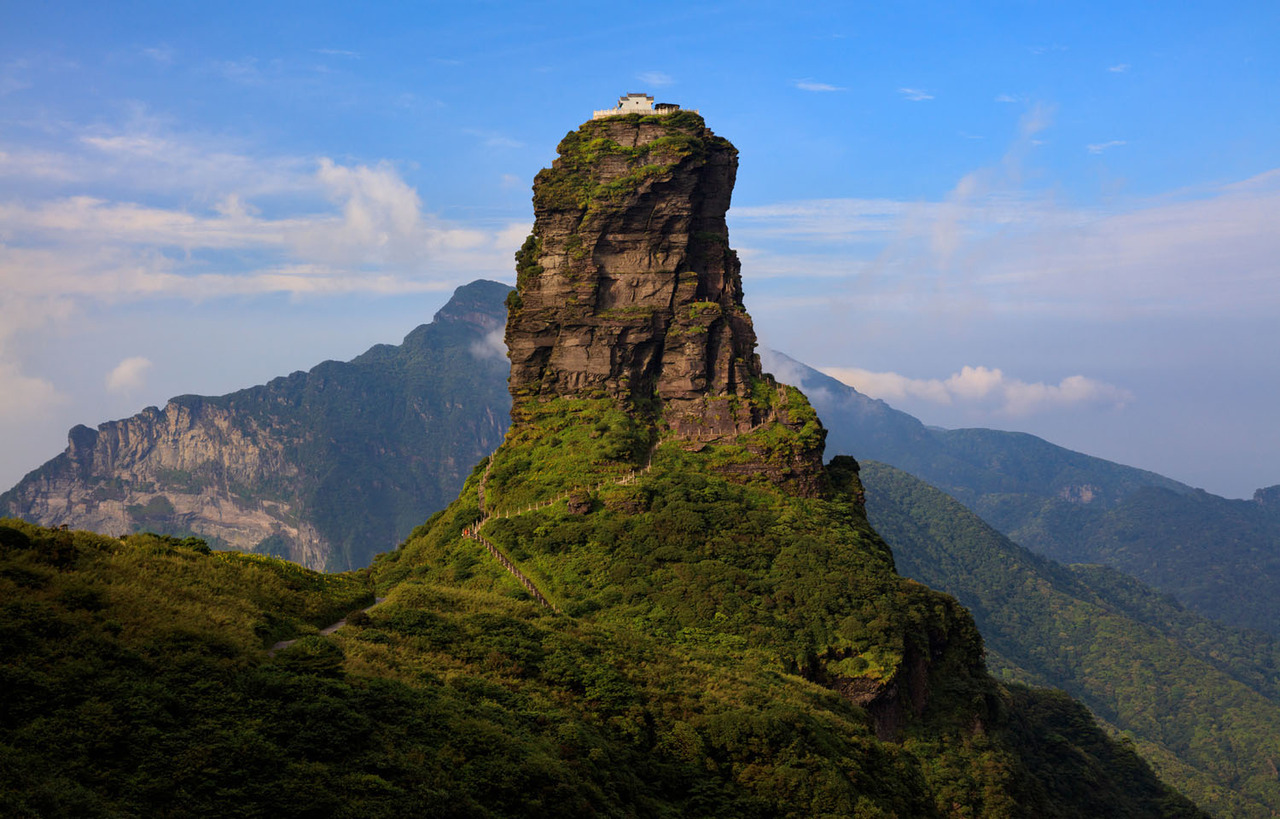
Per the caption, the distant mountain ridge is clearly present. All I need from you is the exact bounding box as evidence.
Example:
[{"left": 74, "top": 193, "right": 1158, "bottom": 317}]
[
  {"left": 861, "top": 461, "right": 1280, "bottom": 817},
  {"left": 359, "top": 111, "right": 1202, "bottom": 816},
  {"left": 0, "top": 280, "right": 513, "bottom": 571},
  {"left": 760, "top": 349, "right": 1194, "bottom": 507},
  {"left": 3, "top": 292, "right": 1275, "bottom": 808},
  {"left": 763, "top": 350, "right": 1280, "bottom": 636},
  {"left": 7, "top": 284, "right": 1279, "bottom": 632}
]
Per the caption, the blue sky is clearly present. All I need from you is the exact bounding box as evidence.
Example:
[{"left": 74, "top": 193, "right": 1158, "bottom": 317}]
[{"left": 2, "top": 1, "right": 1278, "bottom": 497}]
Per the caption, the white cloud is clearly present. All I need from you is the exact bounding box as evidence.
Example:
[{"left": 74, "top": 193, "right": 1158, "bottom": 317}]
[
  {"left": 898, "top": 87, "right": 934, "bottom": 101},
  {"left": 731, "top": 197, "right": 915, "bottom": 242},
  {"left": 0, "top": 357, "right": 63, "bottom": 421},
  {"left": 795, "top": 80, "right": 845, "bottom": 92},
  {"left": 70, "top": 120, "right": 313, "bottom": 196},
  {"left": 0, "top": 146, "right": 81, "bottom": 181},
  {"left": 995, "top": 93, "right": 1023, "bottom": 104},
  {"left": 819, "top": 365, "right": 1133, "bottom": 416},
  {"left": 105, "top": 356, "right": 153, "bottom": 393},
  {"left": 734, "top": 104, "right": 1280, "bottom": 322},
  {"left": 1087, "top": 140, "right": 1127, "bottom": 154},
  {"left": 0, "top": 76, "right": 31, "bottom": 95},
  {"left": 0, "top": 114, "right": 531, "bottom": 369},
  {"left": 736, "top": 160, "right": 1280, "bottom": 320},
  {"left": 0, "top": 289, "right": 72, "bottom": 422},
  {"left": 1108, "top": 63, "right": 1130, "bottom": 73},
  {"left": 469, "top": 328, "right": 507, "bottom": 361},
  {"left": 637, "top": 71, "right": 674, "bottom": 87},
  {"left": 496, "top": 222, "right": 533, "bottom": 252},
  {"left": 316, "top": 49, "right": 360, "bottom": 58}
]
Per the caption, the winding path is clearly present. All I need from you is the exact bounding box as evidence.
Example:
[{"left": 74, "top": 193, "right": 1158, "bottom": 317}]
[
  {"left": 268, "top": 596, "right": 386, "bottom": 654},
  {"left": 463, "top": 442, "right": 660, "bottom": 613}
]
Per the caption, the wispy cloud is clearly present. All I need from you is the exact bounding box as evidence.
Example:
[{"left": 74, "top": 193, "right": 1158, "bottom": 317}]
[
  {"left": 469, "top": 328, "right": 506, "bottom": 361},
  {"left": 316, "top": 49, "right": 361, "bottom": 58},
  {"left": 794, "top": 79, "right": 845, "bottom": 92},
  {"left": 141, "top": 46, "right": 175, "bottom": 66},
  {"left": 106, "top": 357, "right": 153, "bottom": 393},
  {"left": 1087, "top": 139, "right": 1126, "bottom": 154},
  {"left": 213, "top": 57, "right": 264, "bottom": 85},
  {"left": 1108, "top": 63, "right": 1130, "bottom": 73},
  {"left": 819, "top": 365, "right": 1133, "bottom": 416},
  {"left": 464, "top": 128, "right": 524, "bottom": 149},
  {"left": 732, "top": 198, "right": 915, "bottom": 244},
  {"left": 898, "top": 87, "right": 934, "bottom": 101},
  {"left": 994, "top": 93, "right": 1024, "bottom": 104},
  {"left": 0, "top": 121, "right": 527, "bottom": 314},
  {"left": 732, "top": 99, "right": 1280, "bottom": 323},
  {"left": 637, "top": 70, "right": 674, "bottom": 87},
  {"left": 0, "top": 60, "right": 33, "bottom": 96},
  {"left": 0, "top": 353, "right": 64, "bottom": 421}
]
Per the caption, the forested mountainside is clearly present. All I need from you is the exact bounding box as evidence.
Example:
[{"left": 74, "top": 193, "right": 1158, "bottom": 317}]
[
  {"left": 10, "top": 282, "right": 1276, "bottom": 635},
  {"left": 365, "top": 109, "right": 1200, "bottom": 817},
  {"left": 770, "top": 351, "right": 1280, "bottom": 636},
  {"left": 1, "top": 280, "right": 512, "bottom": 572},
  {"left": 862, "top": 461, "right": 1280, "bottom": 817},
  {"left": 0, "top": 511, "right": 1199, "bottom": 818},
  {"left": 0, "top": 108, "right": 1208, "bottom": 818}
]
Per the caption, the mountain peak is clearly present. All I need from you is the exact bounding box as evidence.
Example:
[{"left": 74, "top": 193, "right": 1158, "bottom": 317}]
[
  {"left": 430, "top": 279, "right": 512, "bottom": 330},
  {"left": 503, "top": 113, "right": 825, "bottom": 492}
]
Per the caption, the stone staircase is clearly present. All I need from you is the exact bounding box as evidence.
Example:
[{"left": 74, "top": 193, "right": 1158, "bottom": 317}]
[{"left": 463, "top": 443, "right": 659, "bottom": 613}]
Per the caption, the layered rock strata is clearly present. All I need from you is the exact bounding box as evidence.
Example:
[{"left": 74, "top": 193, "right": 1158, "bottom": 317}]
[{"left": 505, "top": 111, "right": 825, "bottom": 488}]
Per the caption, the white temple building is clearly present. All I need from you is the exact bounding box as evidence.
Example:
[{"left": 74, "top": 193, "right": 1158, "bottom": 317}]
[{"left": 592, "top": 93, "right": 696, "bottom": 120}]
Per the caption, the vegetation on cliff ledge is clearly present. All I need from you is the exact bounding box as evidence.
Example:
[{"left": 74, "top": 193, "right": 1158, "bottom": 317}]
[{"left": 532, "top": 112, "right": 729, "bottom": 213}]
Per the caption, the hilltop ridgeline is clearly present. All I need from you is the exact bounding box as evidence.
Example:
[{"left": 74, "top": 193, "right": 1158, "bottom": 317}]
[
  {"left": 505, "top": 111, "right": 824, "bottom": 494},
  {"left": 0, "top": 281, "right": 513, "bottom": 571},
  {"left": 0, "top": 105, "right": 1212, "bottom": 815},
  {"left": 372, "top": 113, "right": 1204, "bottom": 817}
]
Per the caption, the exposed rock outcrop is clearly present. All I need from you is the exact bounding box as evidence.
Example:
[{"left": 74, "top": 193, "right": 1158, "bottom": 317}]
[
  {"left": 505, "top": 111, "right": 825, "bottom": 491},
  {"left": 1254, "top": 485, "right": 1280, "bottom": 506},
  {"left": 1, "top": 281, "right": 513, "bottom": 570},
  {"left": 7, "top": 404, "right": 328, "bottom": 565}
]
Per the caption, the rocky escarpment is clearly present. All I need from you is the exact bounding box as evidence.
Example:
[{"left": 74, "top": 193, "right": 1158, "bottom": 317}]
[
  {"left": 1, "top": 281, "right": 513, "bottom": 571},
  {"left": 505, "top": 111, "right": 824, "bottom": 492},
  {"left": 5, "top": 403, "right": 327, "bottom": 565}
]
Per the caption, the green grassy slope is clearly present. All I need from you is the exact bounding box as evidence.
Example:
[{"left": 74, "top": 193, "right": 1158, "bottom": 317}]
[
  {"left": 368, "top": 394, "right": 1201, "bottom": 818},
  {"left": 2, "top": 499, "right": 1202, "bottom": 817}
]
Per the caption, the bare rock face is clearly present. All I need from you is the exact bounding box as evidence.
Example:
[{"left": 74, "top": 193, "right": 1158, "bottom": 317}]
[
  {"left": 506, "top": 112, "right": 826, "bottom": 487},
  {"left": 8, "top": 405, "right": 330, "bottom": 568}
]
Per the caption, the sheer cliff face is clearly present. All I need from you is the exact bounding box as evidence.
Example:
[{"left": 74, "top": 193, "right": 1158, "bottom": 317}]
[
  {"left": 506, "top": 112, "right": 822, "bottom": 471},
  {"left": 5, "top": 405, "right": 330, "bottom": 567}
]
